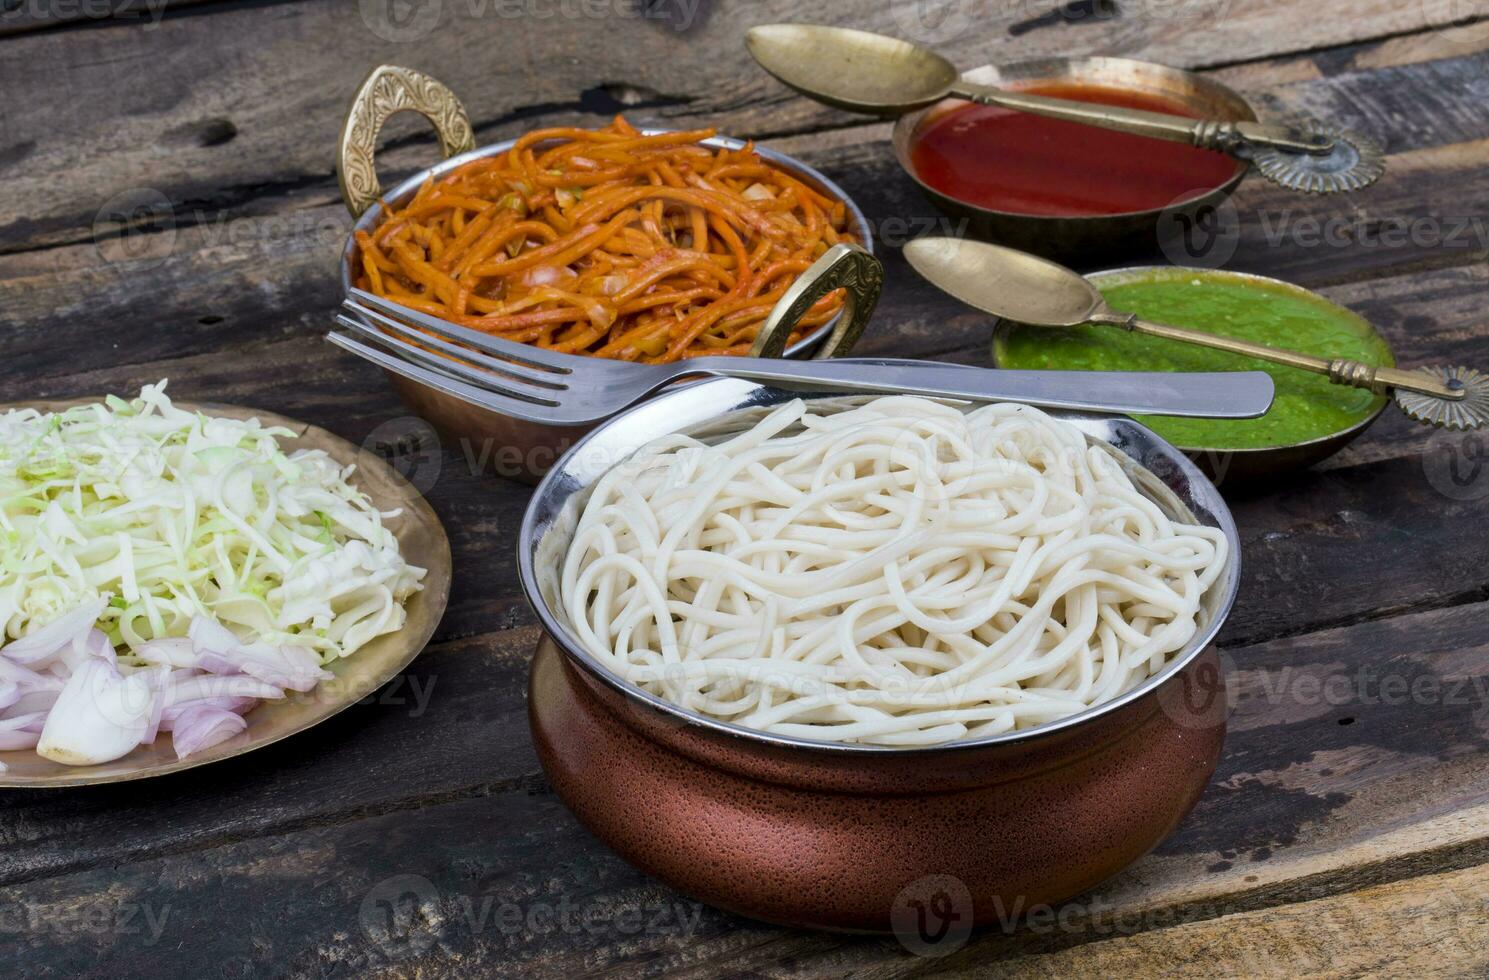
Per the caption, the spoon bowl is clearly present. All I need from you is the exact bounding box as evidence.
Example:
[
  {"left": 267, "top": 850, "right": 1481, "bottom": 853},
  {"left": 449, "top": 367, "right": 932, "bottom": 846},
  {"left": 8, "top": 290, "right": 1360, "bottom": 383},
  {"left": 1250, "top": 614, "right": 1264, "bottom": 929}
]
[
  {"left": 745, "top": 23, "right": 957, "bottom": 115},
  {"left": 904, "top": 237, "right": 1107, "bottom": 327}
]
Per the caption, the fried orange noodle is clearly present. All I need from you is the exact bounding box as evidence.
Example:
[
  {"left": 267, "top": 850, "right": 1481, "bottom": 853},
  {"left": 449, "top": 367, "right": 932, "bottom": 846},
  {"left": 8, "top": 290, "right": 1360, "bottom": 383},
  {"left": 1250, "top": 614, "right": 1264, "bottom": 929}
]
[{"left": 355, "top": 116, "right": 858, "bottom": 364}]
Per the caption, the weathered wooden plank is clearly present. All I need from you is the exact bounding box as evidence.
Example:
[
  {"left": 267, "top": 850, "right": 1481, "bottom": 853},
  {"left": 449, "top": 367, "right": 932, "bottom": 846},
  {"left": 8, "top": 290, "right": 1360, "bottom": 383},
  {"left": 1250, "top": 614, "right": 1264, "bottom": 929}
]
[
  {"left": 0, "top": 0, "right": 225, "bottom": 37},
  {"left": 940, "top": 860, "right": 1489, "bottom": 977},
  {"left": 6, "top": 31, "right": 1488, "bottom": 380},
  {"left": 8, "top": 599, "right": 1489, "bottom": 977},
  {"left": 3, "top": 0, "right": 1487, "bottom": 251}
]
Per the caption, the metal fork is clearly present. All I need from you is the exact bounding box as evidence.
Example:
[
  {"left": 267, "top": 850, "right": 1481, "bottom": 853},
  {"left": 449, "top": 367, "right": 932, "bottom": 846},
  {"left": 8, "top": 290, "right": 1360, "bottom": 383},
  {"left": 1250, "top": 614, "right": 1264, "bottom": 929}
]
[{"left": 328, "top": 288, "right": 1274, "bottom": 426}]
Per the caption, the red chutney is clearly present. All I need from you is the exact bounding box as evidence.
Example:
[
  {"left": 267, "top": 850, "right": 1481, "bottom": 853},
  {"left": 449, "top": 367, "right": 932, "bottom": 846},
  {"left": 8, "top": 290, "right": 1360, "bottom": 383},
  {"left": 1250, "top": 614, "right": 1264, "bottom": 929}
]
[{"left": 908, "top": 82, "right": 1243, "bottom": 217}]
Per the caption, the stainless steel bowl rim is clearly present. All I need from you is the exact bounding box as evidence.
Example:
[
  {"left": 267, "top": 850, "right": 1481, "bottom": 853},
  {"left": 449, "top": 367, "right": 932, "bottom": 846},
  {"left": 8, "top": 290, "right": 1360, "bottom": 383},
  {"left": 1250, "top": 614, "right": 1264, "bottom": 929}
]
[
  {"left": 891, "top": 55, "right": 1255, "bottom": 224},
  {"left": 517, "top": 377, "right": 1243, "bottom": 757},
  {"left": 338, "top": 129, "right": 875, "bottom": 360}
]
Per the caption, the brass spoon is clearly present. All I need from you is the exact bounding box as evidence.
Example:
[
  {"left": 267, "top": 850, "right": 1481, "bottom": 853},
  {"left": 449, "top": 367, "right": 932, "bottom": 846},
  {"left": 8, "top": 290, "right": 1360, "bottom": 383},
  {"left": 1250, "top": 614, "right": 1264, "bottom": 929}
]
[
  {"left": 903, "top": 236, "right": 1487, "bottom": 430},
  {"left": 747, "top": 24, "right": 1384, "bottom": 194}
]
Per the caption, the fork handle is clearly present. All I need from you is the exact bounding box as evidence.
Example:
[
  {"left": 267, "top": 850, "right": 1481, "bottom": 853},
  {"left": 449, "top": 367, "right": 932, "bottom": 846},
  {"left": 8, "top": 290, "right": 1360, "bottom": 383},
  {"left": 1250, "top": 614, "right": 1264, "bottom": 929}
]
[{"left": 680, "top": 357, "right": 1275, "bottom": 419}]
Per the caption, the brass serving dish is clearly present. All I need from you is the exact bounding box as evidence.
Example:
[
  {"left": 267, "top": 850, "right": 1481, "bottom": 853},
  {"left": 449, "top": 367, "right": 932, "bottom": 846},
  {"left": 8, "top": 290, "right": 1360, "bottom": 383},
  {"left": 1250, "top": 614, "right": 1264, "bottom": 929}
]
[
  {"left": 891, "top": 57, "right": 1255, "bottom": 264},
  {"left": 334, "top": 66, "right": 878, "bottom": 483},
  {"left": 991, "top": 267, "right": 1395, "bottom": 484},
  {"left": 0, "top": 401, "right": 452, "bottom": 788}
]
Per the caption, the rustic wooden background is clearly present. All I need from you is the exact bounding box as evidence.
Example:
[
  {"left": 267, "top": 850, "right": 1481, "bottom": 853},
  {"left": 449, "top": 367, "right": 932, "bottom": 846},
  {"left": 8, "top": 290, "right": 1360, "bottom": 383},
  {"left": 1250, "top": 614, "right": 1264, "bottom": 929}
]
[{"left": 3, "top": 0, "right": 1488, "bottom": 975}]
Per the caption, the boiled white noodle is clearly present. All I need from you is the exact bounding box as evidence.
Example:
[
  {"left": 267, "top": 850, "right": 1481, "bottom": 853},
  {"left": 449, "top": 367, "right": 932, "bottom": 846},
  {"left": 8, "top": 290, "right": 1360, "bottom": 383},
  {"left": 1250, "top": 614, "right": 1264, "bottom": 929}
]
[{"left": 560, "top": 397, "right": 1228, "bottom": 747}]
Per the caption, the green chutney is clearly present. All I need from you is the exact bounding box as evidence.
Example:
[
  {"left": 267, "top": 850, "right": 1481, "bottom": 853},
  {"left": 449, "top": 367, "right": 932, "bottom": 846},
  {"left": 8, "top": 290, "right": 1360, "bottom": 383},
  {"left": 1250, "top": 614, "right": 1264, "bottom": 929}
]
[{"left": 995, "top": 267, "right": 1394, "bottom": 450}]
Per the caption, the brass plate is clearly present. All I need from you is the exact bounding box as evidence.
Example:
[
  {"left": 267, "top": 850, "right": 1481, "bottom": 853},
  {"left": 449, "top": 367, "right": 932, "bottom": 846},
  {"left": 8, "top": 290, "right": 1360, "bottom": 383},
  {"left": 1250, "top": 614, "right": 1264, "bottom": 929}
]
[{"left": 0, "top": 400, "right": 452, "bottom": 787}]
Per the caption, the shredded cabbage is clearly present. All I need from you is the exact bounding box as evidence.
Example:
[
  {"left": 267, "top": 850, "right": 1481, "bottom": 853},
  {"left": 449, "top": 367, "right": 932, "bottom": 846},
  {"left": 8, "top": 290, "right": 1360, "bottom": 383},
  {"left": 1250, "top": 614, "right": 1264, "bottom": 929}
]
[{"left": 0, "top": 382, "right": 425, "bottom": 665}]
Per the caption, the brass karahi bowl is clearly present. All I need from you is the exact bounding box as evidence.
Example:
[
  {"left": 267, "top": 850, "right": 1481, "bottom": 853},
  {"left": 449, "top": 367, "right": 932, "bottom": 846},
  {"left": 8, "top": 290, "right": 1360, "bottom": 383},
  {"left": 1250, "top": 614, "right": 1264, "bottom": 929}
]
[{"left": 334, "top": 67, "right": 877, "bottom": 483}]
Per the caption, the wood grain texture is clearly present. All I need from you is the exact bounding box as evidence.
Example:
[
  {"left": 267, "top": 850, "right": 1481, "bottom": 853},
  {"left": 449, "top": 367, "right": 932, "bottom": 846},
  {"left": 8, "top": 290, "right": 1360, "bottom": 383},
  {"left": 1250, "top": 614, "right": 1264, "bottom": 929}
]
[
  {"left": 5, "top": 0, "right": 1488, "bottom": 975},
  {"left": 3, "top": 0, "right": 1488, "bottom": 251}
]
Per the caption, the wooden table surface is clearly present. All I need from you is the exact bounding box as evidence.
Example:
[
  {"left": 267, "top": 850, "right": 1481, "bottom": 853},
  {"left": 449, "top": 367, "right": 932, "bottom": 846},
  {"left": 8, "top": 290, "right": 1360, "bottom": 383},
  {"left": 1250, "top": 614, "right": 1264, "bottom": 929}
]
[{"left": 4, "top": 1, "right": 1488, "bottom": 975}]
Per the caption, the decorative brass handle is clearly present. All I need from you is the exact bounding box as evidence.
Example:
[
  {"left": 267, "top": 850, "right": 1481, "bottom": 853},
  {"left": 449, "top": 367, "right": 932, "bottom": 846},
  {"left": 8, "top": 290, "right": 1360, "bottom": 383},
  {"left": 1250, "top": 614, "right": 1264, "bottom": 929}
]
[
  {"left": 337, "top": 65, "right": 477, "bottom": 218},
  {"left": 750, "top": 243, "right": 883, "bottom": 360},
  {"left": 959, "top": 84, "right": 1330, "bottom": 156}
]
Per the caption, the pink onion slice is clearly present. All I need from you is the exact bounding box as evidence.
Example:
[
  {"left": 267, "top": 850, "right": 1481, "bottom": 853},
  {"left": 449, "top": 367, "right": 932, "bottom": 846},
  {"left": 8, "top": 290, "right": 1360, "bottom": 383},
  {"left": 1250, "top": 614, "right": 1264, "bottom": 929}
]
[
  {"left": 171, "top": 705, "right": 247, "bottom": 760},
  {"left": 0, "top": 658, "right": 63, "bottom": 693},
  {"left": 0, "top": 711, "right": 48, "bottom": 750},
  {"left": 233, "top": 644, "right": 332, "bottom": 692},
  {"left": 0, "top": 597, "right": 107, "bottom": 667},
  {"left": 3, "top": 688, "right": 61, "bottom": 718},
  {"left": 139, "top": 667, "right": 172, "bottom": 745},
  {"left": 185, "top": 616, "right": 330, "bottom": 690},
  {"left": 169, "top": 674, "right": 284, "bottom": 704},
  {"left": 54, "top": 628, "right": 116, "bottom": 674},
  {"left": 159, "top": 697, "right": 257, "bottom": 732}
]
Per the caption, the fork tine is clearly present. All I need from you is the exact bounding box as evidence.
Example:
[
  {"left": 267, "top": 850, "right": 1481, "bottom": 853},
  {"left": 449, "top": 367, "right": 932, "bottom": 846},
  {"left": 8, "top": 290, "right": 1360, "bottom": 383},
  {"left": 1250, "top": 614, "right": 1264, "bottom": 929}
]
[
  {"left": 326, "top": 332, "right": 555, "bottom": 424},
  {"left": 347, "top": 288, "right": 577, "bottom": 373},
  {"left": 337, "top": 305, "right": 568, "bottom": 391},
  {"left": 333, "top": 314, "right": 562, "bottom": 405}
]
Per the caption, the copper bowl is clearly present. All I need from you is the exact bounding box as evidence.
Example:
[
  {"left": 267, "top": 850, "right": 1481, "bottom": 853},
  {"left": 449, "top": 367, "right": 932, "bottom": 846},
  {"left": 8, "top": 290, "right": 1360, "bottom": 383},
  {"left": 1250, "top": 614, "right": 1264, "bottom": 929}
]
[
  {"left": 518, "top": 380, "right": 1241, "bottom": 932},
  {"left": 990, "top": 266, "right": 1395, "bottom": 486},
  {"left": 892, "top": 57, "right": 1255, "bottom": 265},
  {"left": 334, "top": 70, "right": 876, "bottom": 484}
]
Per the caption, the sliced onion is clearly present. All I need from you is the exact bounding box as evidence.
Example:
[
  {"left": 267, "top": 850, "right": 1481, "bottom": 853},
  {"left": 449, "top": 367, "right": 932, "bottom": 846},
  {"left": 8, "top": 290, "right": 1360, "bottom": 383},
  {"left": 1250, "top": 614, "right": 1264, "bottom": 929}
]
[
  {"left": 233, "top": 644, "right": 331, "bottom": 692},
  {"left": 196, "top": 651, "right": 240, "bottom": 676},
  {"left": 53, "top": 628, "right": 116, "bottom": 674},
  {"left": 139, "top": 667, "right": 172, "bottom": 745},
  {"left": 0, "top": 658, "right": 63, "bottom": 692},
  {"left": 185, "top": 615, "right": 328, "bottom": 690},
  {"left": 135, "top": 637, "right": 199, "bottom": 669},
  {"left": 0, "top": 711, "right": 48, "bottom": 750},
  {"left": 169, "top": 674, "right": 284, "bottom": 704},
  {"left": 0, "top": 731, "right": 40, "bottom": 751},
  {"left": 171, "top": 705, "right": 247, "bottom": 760},
  {"left": 3, "top": 688, "right": 60, "bottom": 718},
  {"left": 36, "top": 659, "right": 153, "bottom": 766},
  {"left": 520, "top": 264, "right": 569, "bottom": 288},
  {"left": 159, "top": 696, "right": 257, "bottom": 731},
  {"left": 0, "top": 597, "right": 107, "bottom": 667}
]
